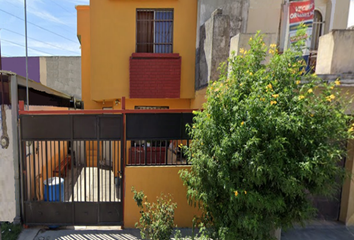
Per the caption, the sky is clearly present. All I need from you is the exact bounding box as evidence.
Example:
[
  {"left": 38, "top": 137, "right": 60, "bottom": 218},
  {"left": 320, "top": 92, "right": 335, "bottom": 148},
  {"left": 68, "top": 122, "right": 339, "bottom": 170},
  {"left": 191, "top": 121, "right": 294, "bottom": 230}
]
[
  {"left": 0, "top": 0, "right": 89, "bottom": 57},
  {"left": 0, "top": 0, "right": 353, "bottom": 57}
]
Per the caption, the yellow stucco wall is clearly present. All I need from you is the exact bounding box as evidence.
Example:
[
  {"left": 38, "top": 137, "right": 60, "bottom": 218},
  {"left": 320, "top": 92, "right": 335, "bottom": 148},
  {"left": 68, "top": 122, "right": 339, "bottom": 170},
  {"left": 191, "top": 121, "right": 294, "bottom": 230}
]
[
  {"left": 124, "top": 166, "right": 200, "bottom": 228},
  {"left": 125, "top": 99, "right": 191, "bottom": 110},
  {"left": 78, "top": 0, "right": 197, "bottom": 104},
  {"left": 190, "top": 87, "right": 207, "bottom": 109},
  {"left": 76, "top": 6, "right": 102, "bottom": 110}
]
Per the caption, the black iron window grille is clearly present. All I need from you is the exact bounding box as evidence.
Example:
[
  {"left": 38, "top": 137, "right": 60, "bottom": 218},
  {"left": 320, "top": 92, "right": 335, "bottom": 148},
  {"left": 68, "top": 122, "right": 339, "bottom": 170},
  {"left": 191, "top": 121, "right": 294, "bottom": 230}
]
[{"left": 136, "top": 9, "right": 174, "bottom": 53}]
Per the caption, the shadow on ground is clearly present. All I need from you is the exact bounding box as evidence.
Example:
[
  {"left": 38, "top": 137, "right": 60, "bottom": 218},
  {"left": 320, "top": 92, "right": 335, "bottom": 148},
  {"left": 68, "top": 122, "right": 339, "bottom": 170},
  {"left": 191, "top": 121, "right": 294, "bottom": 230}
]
[{"left": 34, "top": 229, "right": 141, "bottom": 240}]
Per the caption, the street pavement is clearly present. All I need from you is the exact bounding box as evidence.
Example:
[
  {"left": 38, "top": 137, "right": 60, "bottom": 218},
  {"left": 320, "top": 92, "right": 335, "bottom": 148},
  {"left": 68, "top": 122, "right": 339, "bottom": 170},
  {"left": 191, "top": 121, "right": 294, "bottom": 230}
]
[{"left": 17, "top": 222, "right": 354, "bottom": 240}]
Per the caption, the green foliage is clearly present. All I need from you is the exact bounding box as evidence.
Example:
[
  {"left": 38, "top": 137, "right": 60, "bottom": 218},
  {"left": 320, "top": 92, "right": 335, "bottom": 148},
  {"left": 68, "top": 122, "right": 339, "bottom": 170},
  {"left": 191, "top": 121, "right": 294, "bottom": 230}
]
[
  {"left": 132, "top": 187, "right": 177, "bottom": 240},
  {"left": 180, "top": 30, "right": 353, "bottom": 240},
  {"left": 1, "top": 222, "right": 22, "bottom": 240}
]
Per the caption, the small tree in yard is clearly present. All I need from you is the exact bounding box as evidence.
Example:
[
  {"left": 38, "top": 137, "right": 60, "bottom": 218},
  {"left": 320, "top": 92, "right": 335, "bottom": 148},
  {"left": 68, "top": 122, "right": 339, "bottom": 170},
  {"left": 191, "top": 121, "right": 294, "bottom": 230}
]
[
  {"left": 180, "top": 30, "right": 353, "bottom": 240},
  {"left": 132, "top": 187, "right": 177, "bottom": 240}
]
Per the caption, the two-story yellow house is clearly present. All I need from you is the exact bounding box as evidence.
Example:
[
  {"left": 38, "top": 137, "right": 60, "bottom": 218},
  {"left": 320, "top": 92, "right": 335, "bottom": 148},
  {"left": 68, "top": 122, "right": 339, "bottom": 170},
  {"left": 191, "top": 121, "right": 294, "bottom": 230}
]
[
  {"left": 76, "top": 0, "right": 354, "bottom": 228},
  {"left": 76, "top": 0, "right": 197, "bottom": 111}
]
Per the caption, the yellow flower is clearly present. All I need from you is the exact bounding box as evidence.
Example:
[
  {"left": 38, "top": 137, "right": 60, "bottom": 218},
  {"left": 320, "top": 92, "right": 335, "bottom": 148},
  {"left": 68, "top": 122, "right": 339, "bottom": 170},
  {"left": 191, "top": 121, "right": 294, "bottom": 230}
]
[
  {"left": 310, "top": 114, "right": 314, "bottom": 117},
  {"left": 250, "top": 37, "right": 253, "bottom": 41},
  {"left": 326, "top": 94, "right": 335, "bottom": 102},
  {"left": 308, "top": 89, "right": 313, "bottom": 94},
  {"left": 241, "top": 121, "right": 245, "bottom": 126},
  {"left": 335, "top": 79, "right": 341, "bottom": 86},
  {"left": 269, "top": 49, "right": 275, "bottom": 54},
  {"left": 244, "top": 191, "right": 247, "bottom": 195},
  {"left": 299, "top": 95, "right": 305, "bottom": 100},
  {"left": 240, "top": 48, "right": 245, "bottom": 54},
  {"left": 296, "top": 80, "right": 301, "bottom": 85},
  {"left": 249, "top": 72, "right": 253, "bottom": 76},
  {"left": 260, "top": 98, "right": 265, "bottom": 102},
  {"left": 193, "top": 125, "right": 196, "bottom": 129},
  {"left": 270, "top": 43, "right": 277, "bottom": 48},
  {"left": 240, "top": 83, "right": 243, "bottom": 87},
  {"left": 179, "top": 143, "right": 183, "bottom": 148},
  {"left": 272, "top": 94, "right": 279, "bottom": 98},
  {"left": 266, "top": 84, "right": 273, "bottom": 90},
  {"left": 330, "top": 86, "right": 334, "bottom": 90},
  {"left": 234, "top": 191, "right": 238, "bottom": 197},
  {"left": 349, "top": 127, "right": 354, "bottom": 132},
  {"left": 270, "top": 101, "right": 277, "bottom": 105}
]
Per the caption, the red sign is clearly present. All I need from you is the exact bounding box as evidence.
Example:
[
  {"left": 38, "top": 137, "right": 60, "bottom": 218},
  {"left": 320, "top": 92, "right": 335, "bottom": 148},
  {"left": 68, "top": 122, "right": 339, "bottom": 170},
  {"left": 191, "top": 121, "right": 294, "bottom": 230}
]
[{"left": 289, "top": 0, "right": 315, "bottom": 24}]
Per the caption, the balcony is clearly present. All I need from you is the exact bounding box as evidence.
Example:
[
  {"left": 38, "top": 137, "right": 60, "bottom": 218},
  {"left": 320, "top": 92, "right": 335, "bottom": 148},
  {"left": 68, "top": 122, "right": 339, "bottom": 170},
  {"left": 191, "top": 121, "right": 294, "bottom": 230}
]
[{"left": 129, "top": 53, "right": 181, "bottom": 98}]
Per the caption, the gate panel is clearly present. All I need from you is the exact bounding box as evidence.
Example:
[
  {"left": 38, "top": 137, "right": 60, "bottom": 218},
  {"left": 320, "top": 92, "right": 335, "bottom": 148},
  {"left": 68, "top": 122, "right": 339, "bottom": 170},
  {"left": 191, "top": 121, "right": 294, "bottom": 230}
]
[
  {"left": 25, "top": 202, "right": 72, "bottom": 225},
  {"left": 20, "top": 115, "right": 123, "bottom": 226},
  {"left": 74, "top": 203, "right": 99, "bottom": 225},
  {"left": 99, "top": 202, "right": 123, "bottom": 223}
]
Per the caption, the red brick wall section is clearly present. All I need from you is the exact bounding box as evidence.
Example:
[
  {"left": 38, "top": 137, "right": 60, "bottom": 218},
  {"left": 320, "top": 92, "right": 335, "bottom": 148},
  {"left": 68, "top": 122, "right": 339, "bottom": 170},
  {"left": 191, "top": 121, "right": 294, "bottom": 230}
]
[{"left": 130, "top": 53, "right": 181, "bottom": 98}]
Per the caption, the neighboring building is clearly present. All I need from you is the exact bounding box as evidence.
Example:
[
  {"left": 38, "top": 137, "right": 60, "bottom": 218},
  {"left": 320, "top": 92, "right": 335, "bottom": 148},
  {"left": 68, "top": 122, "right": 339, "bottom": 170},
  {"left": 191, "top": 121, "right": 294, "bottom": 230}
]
[
  {"left": 0, "top": 70, "right": 81, "bottom": 223},
  {"left": 1, "top": 56, "right": 82, "bottom": 99},
  {"left": 193, "top": 0, "right": 351, "bottom": 108}
]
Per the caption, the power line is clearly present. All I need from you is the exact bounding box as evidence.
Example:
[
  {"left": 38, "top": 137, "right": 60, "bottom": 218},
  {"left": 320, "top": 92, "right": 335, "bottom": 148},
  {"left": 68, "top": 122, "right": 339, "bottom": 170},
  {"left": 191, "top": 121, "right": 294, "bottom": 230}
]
[
  {"left": 1, "top": 28, "right": 79, "bottom": 54},
  {"left": 0, "top": 8, "right": 77, "bottom": 44},
  {"left": 48, "top": 0, "right": 72, "bottom": 13},
  {"left": 3, "top": 0, "right": 76, "bottom": 34},
  {"left": 1, "top": 39, "right": 56, "bottom": 56}
]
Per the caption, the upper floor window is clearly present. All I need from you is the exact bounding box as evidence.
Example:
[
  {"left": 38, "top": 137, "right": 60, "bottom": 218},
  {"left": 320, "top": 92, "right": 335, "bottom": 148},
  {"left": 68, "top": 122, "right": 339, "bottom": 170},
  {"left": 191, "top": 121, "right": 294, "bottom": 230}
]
[
  {"left": 136, "top": 9, "right": 173, "bottom": 53},
  {"left": 311, "top": 10, "right": 323, "bottom": 51}
]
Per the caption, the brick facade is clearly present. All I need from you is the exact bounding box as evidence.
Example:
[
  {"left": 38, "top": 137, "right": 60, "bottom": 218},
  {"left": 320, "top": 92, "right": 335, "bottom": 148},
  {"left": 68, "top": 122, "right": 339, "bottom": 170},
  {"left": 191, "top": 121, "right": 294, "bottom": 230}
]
[{"left": 129, "top": 53, "right": 181, "bottom": 98}]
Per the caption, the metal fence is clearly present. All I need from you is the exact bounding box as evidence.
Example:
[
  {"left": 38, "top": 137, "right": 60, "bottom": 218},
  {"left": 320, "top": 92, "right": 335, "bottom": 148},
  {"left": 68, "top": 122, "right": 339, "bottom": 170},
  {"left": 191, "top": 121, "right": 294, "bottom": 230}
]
[
  {"left": 18, "top": 101, "right": 195, "bottom": 226},
  {"left": 20, "top": 114, "right": 123, "bottom": 226}
]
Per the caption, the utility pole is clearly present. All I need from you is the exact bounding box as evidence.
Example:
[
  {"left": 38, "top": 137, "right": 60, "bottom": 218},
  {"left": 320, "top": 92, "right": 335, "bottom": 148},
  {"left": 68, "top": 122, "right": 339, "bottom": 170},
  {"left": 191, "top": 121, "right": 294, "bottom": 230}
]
[{"left": 24, "top": 0, "right": 29, "bottom": 109}]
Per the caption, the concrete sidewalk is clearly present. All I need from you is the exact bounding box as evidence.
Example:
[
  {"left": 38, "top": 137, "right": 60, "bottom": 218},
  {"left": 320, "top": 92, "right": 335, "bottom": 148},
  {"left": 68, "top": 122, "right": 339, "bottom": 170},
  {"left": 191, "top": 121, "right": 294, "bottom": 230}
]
[
  {"left": 17, "top": 223, "right": 354, "bottom": 240},
  {"left": 282, "top": 221, "right": 354, "bottom": 240},
  {"left": 18, "top": 227, "right": 142, "bottom": 240},
  {"left": 18, "top": 227, "right": 197, "bottom": 240}
]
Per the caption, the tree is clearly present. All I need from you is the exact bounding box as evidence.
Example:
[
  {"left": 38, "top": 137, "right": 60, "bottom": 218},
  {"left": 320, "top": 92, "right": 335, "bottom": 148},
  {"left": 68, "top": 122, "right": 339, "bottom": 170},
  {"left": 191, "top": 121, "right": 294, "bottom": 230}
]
[{"left": 180, "top": 31, "right": 353, "bottom": 240}]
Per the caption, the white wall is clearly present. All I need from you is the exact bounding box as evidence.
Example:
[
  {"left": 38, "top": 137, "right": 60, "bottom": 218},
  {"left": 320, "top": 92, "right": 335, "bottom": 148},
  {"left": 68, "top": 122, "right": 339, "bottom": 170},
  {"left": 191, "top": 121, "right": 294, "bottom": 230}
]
[{"left": 0, "top": 106, "right": 16, "bottom": 222}]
